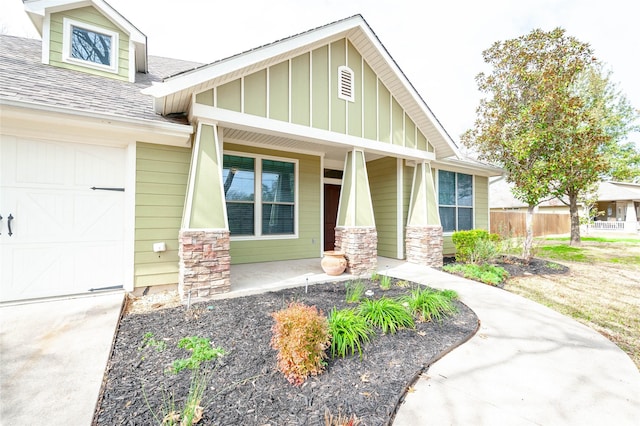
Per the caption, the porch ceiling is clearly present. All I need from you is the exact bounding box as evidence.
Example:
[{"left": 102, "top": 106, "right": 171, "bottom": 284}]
[{"left": 222, "top": 127, "right": 384, "bottom": 164}]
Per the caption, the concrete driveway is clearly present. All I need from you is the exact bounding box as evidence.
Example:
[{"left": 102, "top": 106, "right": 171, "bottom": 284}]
[{"left": 0, "top": 292, "right": 124, "bottom": 425}]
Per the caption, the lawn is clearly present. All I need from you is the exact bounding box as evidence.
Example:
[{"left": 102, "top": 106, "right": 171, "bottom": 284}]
[{"left": 503, "top": 233, "right": 640, "bottom": 369}]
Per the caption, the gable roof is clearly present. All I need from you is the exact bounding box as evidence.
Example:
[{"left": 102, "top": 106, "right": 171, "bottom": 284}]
[
  {"left": 0, "top": 34, "right": 201, "bottom": 126},
  {"left": 142, "top": 14, "right": 460, "bottom": 159},
  {"left": 597, "top": 181, "right": 640, "bottom": 201}
]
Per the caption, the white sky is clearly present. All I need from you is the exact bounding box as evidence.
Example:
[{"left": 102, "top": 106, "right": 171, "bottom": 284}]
[{"left": 2, "top": 0, "right": 639, "bottom": 145}]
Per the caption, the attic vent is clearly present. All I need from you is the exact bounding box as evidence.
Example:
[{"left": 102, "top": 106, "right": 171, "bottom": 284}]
[{"left": 337, "top": 66, "right": 355, "bottom": 102}]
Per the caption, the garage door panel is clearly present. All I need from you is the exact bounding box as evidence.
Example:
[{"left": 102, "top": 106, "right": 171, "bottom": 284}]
[{"left": 1, "top": 136, "right": 127, "bottom": 302}]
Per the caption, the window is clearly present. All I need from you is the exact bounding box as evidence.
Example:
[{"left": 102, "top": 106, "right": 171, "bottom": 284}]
[
  {"left": 223, "top": 153, "right": 296, "bottom": 237},
  {"left": 62, "top": 18, "right": 118, "bottom": 73},
  {"left": 438, "top": 171, "right": 473, "bottom": 232}
]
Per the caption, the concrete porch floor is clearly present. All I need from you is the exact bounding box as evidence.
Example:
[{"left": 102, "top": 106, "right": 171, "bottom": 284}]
[{"left": 218, "top": 256, "right": 407, "bottom": 300}]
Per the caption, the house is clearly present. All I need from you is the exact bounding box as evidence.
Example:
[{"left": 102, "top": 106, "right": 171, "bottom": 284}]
[
  {"left": 591, "top": 181, "right": 640, "bottom": 232},
  {"left": 490, "top": 176, "right": 571, "bottom": 215},
  {"left": 0, "top": 0, "right": 501, "bottom": 303}
]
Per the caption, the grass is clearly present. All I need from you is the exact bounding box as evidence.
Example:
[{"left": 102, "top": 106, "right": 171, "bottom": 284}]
[
  {"left": 327, "top": 308, "right": 375, "bottom": 358},
  {"left": 442, "top": 263, "right": 509, "bottom": 286},
  {"left": 358, "top": 297, "right": 415, "bottom": 334},
  {"left": 400, "top": 288, "right": 458, "bottom": 322},
  {"left": 505, "top": 235, "right": 640, "bottom": 369},
  {"left": 345, "top": 280, "right": 366, "bottom": 304}
]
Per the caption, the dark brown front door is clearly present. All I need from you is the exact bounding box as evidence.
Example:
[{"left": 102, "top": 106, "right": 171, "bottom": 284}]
[{"left": 324, "top": 184, "right": 341, "bottom": 251}]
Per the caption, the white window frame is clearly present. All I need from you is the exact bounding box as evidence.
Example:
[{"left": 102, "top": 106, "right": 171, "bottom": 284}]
[
  {"left": 62, "top": 17, "right": 119, "bottom": 73},
  {"left": 224, "top": 151, "right": 299, "bottom": 241},
  {"left": 437, "top": 170, "right": 475, "bottom": 234}
]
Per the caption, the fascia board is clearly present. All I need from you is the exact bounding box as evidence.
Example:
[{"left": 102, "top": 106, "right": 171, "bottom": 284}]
[
  {"left": 435, "top": 157, "right": 504, "bottom": 177},
  {"left": 143, "top": 16, "right": 366, "bottom": 98}
]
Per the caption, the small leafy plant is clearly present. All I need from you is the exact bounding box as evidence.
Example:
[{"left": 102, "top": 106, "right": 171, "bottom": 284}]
[
  {"left": 271, "top": 302, "right": 331, "bottom": 386},
  {"left": 443, "top": 263, "right": 509, "bottom": 286},
  {"left": 328, "top": 308, "right": 374, "bottom": 358},
  {"left": 401, "top": 288, "right": 457, "bottom": 322},
  {"left": 358, "top": 297, "right": 414, "bottom": 334},
  {"left": 139, "top": 332, "right": 167, "bottom": 352},
  {"left": 171, "top": 336, "right": 225, "bottom": 374},
  {"left": 379, "top": 274, "right": 392, "bottom": 290},
  {"left": 345, "top": 280, "right": 366, "bottom": 304}
]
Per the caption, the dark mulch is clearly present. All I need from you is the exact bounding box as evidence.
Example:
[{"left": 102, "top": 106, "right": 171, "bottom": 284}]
[
  {"left": 443, "top": 256, "right": 570, "bottom": 279},
  {"left": 94, "top": 279, "right": 478, "bottom": 426}
]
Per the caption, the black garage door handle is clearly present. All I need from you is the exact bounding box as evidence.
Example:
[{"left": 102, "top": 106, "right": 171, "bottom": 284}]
[{"left": 7, "top": 214, "right": 13, "bottom": 236}]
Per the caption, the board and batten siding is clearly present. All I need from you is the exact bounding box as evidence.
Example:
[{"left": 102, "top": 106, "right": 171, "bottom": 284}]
[
  {"left": 223, "top": 143, "right": 321, "bottom": 264},
  {"left": 368, "top": 157, "right": 399, "bottom": 258},
  {"left": 49, "top": 7, "right": 130, "bottom": 81},
  {"left": 134, "top": 143, "right": 190, "bottom": 287},
  {"left": 196, "top": 38, "right": 434, "bottom": 154}
]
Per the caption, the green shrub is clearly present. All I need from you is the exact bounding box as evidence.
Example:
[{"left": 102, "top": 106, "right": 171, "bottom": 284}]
[
  {"left": 358, "top": 297, "right": 414, "bottom": 334},
  {"left": 452, "top": 230, "right": 500, "bottom": 264},
  {"left": 401, "top": 287, "right": 458, "bottom": 322},
  {"left": 345, "top": 280, "right": 366, "bottom": 304},
  {"left": 270, "top": 302, "right": 331, "bottom": 386},
  {"left": 379, "top": 274, "right": 392, "bottom": 290},
  {"left": 327, "top": 308, "right": 374, "bottom": 358},
  {"left": 171, "top": 336, "right": 225, "bottom": 374},
  {"left": 443, "top": 263, "right": 509, "bottom": 286},
  {"left": 439, "top": 289, "right": 459, "bottom": 301}
]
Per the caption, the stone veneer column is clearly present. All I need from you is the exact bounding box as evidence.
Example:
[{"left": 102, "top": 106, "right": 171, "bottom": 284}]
[
  {"left": 335, "top": 226, "right": 377, "bottom": 276},
  {"left": 405, "top": 225, "right": 443, "bottom": 268},
  {"left": 179, "top": 229, "right": 231, "bottom": 301}
]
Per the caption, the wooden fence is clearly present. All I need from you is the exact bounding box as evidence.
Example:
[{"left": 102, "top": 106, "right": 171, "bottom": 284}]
[{"left": 490, "top": 211, "right": 570, "bottom": 237}]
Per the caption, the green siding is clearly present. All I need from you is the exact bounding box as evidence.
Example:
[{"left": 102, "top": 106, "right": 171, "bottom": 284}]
[
  {"left": 311, "top": 46, "right": 329, "bottom": 130},
  {"left": 269, "top": 61, "right": 289, "bottom": 121},
  {"left": 49, "top": 6, "right": 129, "bottom": 81},
  {"left": 392, "top": 98, "right": 403, "bottom": 146},
  {"left": 223, "top": 143, "right": 321, "bottom": 264},
  {"left": 378, "top": 82, "right": 391, "bottom": 143},
  {"left": 369, "top": 157, "right": 398, "bottom": 258},
  {"left": 475, "top": 176, "right": 489, "bottom": 230},
  {"left": 363, "top": 62, "right": 377, "bottom": 140},
  {"left": 330, "top": 40, "right": 346, "bottom": 134},
  {"left": 347, "top": 42, "right": 362, "bottom": 137},
  {"left": 135, "top": 143, "right": 190, "bottom": 288},
  {"left": 195, "top": 89, "right": 214, "bottom": 106},
  {"left": 405, "top": 115, "right": 416, "bottom": 149},
  {"left": 417, "top": 131, "right": 427, "bottom": 151},
  {"left": 244, "top": 70, "right": 267, "bottom": 117},
  {"left": 291, "top": 53, "right": 310, "bottom": 126},
  {"left": 217, "top": 79, "right": 241, "bottom": 112}
]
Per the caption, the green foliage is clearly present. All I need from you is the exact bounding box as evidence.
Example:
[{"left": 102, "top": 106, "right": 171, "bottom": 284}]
[
  {"left": 452, "top": 230, "right": 500, "bottom": 263},
  {"left": 443, "top": 263, "right": 510, "bottom": 286},
  {"left": 379, "top": 274, "right": 392, "bottom": 290},
  {"left": 358, "top": 297, "right": 414, "bottom": 334},
  {"left": 144, "top": 369, "right": 208, "bottom": 426},
  {"left": 539, "top": 245, "right": 587, "bottom": 262},
  {"left": 370, "top": 272, "right": 380, "bottom": 281},
  {"left": 139, "top": 332, "right": 166, "bottom": 352},
  {"left": 270, "top": 302, "right": 331, "bottom": 386},
  {"left": 171, "top": 336, "right": 225, "bottom": 374},
  {"left": 345, "top": 280, "right": 366, "bottom": 304},
  {"left": 327, "top": 308, "right": 375, "bottom": 359},
  {"left": 439, "top": 289, "right": 459, "bottom": 301},
  {"left": 401, "top": 288, "right": 458, "bottom": 322},
  {"left": 462, "top": 27, "right": 639, "bottom": 247}
]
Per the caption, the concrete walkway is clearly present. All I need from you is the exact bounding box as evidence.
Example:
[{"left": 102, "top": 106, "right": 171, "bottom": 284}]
[
  {"left": 0, "top": 292, "right": 124, "bottom": 426},
  {"left": 389, "top": 263, "right": 640, "bottom": 426}
]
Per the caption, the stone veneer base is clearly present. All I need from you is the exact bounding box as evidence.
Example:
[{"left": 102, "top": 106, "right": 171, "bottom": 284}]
[
  {"left": 179, "top": 229, "right": 231, "bottom": 302},
  {"left": 334, "top": 226, "right": 377, "bottom": 276},
  {"left": 405, "top": 225, "right": 443, "bottom": 268}
]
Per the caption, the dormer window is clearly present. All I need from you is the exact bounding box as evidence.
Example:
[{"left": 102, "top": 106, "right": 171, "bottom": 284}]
[{"left": 62, "top": 17, "right": 118, "bottom": 73}]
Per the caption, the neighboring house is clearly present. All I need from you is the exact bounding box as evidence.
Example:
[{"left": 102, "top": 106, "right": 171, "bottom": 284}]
[
  {"left": 0, "top": 0, "right": 501, "bottom": 303},
  {"left": 490, "top": 176, "right": 571, "bottom": 214},
  {"left": 591, "top": 181, "right": 640, "bottom": 232}
]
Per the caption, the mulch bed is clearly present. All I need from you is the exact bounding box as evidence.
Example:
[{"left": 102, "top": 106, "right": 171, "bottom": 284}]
[
  {"left": 443, "top": 256, "right": 570, "bottom": 281},
  {"left": 94, "top": 279, "right": 479, "bottom": 425}
]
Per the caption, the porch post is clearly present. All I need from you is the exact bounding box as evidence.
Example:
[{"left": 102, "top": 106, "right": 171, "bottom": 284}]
[
  {"left": 179, "top": 122, "right": 230, "bottom": 302},
  {"left": 335, "top": 149, "right": 377, "bottom": 276},
  {"left": 405, "top": 161, "right": 443, "bottom": 267},
  {"left": 624, "top": 201, "right": 638, "bottom": 232}
]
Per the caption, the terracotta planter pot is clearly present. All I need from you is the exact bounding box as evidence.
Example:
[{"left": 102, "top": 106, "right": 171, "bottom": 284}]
[{"left": 321, "top": 251, "right": 347, "bottom": 276}]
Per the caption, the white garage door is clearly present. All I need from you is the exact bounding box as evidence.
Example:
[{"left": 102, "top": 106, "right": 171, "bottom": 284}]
[{"left": 0, "top": 136, "right": 126, "bottom": 302}]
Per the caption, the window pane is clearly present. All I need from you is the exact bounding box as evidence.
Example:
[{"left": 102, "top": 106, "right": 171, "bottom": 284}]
[
  {"left": 458, "top": 208, "right": 473, "bottom": 230},
  {"left": 457, "top": 174, "right": 473, "bottom": 207},
  {"left": 71, "top": 26, "right": 112, "bottom": 65},
  {"left": 262, "top": 204, "right": 294, "bottom": 234},
  {"left": 223, "top": 155, "right": 255, "bottom": 201},
  {"left": 227, "top": 203, "right": 254, "bottom": 235},
  {"left": 439, "top": 207, "right": 455, "bottom": 232},
  {"left": 262, "top": 160, "right": 294, "bottom": 203},
  {"left": 438, "top": 171, "right": 455, "bottom": 205}
]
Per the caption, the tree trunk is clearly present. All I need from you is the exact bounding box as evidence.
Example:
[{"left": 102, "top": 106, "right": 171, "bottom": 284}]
[
  {"left": 522, "top": 204, "right": 535, "bottom": 262},
  {"left": 569, "top": 192, "right": 582, "bottom": 246}
]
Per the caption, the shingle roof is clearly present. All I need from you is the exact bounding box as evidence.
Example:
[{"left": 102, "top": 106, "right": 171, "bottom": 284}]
[{"left": 0, "top": 34, "right": 202, "bottom": 125}]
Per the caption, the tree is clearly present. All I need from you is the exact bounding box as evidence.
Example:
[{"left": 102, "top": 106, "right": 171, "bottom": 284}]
[
  {"left": 462, "top": 28, "right": 638, "bottom": 258},
  {"left": 606, "top": 141, "right": 640, "bottom": 183}
]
